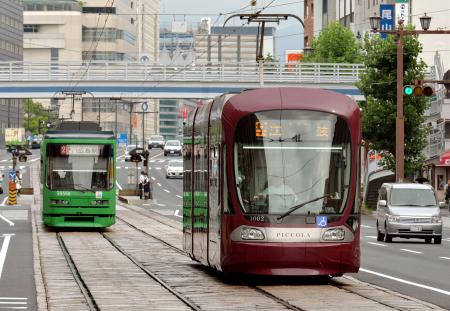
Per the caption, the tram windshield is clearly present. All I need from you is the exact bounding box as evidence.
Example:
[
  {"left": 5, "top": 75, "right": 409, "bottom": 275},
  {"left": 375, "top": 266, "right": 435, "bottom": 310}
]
[
  {"left": 234, "top": 110, "right": 352, "bottom": 216},
  {"left": 46, "top": 144, "right": 114, "bottom": 191}
]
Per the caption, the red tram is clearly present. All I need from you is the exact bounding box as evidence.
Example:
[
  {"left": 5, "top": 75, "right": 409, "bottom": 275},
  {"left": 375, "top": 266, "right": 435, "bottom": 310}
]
[{"left": 183, "top": 88, "right": 361, "bottom": 276}]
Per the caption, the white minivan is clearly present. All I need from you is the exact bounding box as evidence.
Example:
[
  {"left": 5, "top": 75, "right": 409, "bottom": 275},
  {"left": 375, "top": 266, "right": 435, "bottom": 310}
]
[{"left": 376, "top": 183, "right": 443, "bottom": 244}]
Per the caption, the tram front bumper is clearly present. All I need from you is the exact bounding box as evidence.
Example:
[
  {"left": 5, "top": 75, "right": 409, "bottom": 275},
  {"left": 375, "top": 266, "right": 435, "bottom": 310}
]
[{"left": 222, "top": 241, "right": 359, "bottom": 276}]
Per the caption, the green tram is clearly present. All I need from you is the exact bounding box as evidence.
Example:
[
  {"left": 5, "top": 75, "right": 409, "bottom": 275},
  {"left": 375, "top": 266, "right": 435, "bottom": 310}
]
[{"left": 41, "top": 122, "right": 116, "bottom": 228}]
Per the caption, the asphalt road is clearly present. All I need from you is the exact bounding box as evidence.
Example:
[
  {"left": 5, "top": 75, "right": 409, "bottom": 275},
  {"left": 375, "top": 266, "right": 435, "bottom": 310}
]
[
  {"left": 0, "top": 197, "right": 37, "bottom": 310},
  {"left": 125, "top": 149, "right": 450, "bottom": 309}
]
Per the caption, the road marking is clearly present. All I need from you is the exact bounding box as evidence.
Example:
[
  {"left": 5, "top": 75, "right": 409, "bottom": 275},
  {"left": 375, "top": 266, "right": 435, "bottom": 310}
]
[
  {"left": 164, "top": 189, "right": 170, "bottom": 193},
  {"left": 0, "top": 302, "right": 27, "bottom": 304},
  {"left": 174, "top": 209, "right": 182, "bottom": 218},
  {"left": 151, "top": 177, "right": 155, "bottom": 181},
  {"left": 0, "top": 214, "right": 14, "bottom": 226},
  {"left": 0, "top": 234, "right": 15, "bottom": 279},
  {"left": 439, "top": 257, "right": 450, "bottom": 260},
  {"left": 360, "top": 268, "right": 450, "bottom": 296},
  {"left": 157, "top": 183, "right": 161, "bottom": 187},
  {"left": 400, "top": 249, "right": 423, "bottom": 254},
  {"left": 176, "top": 195, "right": 182, "bottom": 199},
  {"left": 361, "top": 225, "right": 374, "bottom": 228},
  {"left": 115, "top": 181, "right": 123, "bottom": 191},
  {"left": 0, "top": 197, "right": 8, "bottom": 206},
  {"left": 0, "top": 298, "right": 27, "bottom": 300},
  {"left": 0, "top": 160, "right": 6, "bottom": 163},
  {"left": 364, "top": 236, "right": 377, "bottom": 239},
  {"left": 156, "top": 167, "right": 161, "bottom": 170},
  {"left": 368, "top": 242, "right": 386, "bottom": 247}
]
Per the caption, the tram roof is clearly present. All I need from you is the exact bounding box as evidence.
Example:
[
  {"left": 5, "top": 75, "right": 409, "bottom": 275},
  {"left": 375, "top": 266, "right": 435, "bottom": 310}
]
[{"left": 44, "top": 131, "right": 115, "bottom": 140}]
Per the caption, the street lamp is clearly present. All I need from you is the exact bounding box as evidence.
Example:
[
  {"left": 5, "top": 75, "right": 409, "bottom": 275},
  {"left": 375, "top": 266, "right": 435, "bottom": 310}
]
[{"left": 370, "top": 13, "right": 450, "bottom": 182}]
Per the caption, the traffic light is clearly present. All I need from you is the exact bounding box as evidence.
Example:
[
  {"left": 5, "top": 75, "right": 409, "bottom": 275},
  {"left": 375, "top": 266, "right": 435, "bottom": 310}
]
[{"left": 403, "top": 80, "right": 434, "bottom": 97}]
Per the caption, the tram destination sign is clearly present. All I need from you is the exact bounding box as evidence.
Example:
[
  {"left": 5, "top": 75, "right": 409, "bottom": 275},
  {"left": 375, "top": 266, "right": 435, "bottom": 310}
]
[{"left": 60, "top": 145, "right": 101, "bottom": 156}]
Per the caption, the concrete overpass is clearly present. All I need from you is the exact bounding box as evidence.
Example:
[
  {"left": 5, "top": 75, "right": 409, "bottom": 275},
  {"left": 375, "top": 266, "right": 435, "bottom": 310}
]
[{"left": 0, "top": 61, "right": 364, "bottom": 99}]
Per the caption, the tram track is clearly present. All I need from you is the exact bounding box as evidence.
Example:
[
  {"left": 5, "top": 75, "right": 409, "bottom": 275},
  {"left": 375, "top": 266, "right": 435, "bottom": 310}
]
[
  {"left": 116, "top": 204, "right": 443, "bottom": 311},
  {"left": 56, "top": 232, "right": 100, "bottom": 311}
]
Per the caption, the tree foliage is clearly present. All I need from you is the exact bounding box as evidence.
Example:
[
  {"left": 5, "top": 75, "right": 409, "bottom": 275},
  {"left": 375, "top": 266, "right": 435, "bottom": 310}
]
[
  {"left": 24, "top": 99, "right": 57, "bottom": 135},
  {"left": 357, "top": 29, "right": 429, "bottom": 175},
  {"left": 304, "top": 21, "right": 362, "bottom": 63}
]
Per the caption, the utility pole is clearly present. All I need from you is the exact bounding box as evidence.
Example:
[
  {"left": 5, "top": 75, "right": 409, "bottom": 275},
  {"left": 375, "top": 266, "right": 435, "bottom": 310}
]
[{"left": 370, "top": 13, "right": 450, "bottom": 182}]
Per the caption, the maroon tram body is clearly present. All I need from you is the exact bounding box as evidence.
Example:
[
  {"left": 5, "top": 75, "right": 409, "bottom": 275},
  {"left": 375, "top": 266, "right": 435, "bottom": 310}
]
[{"left": 183, "top": 88, "right": 361, "bottom": 276}]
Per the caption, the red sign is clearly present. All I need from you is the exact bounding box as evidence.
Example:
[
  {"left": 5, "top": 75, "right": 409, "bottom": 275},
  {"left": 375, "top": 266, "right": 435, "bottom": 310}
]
[{"left": 439, "top": 151, "right": 450, "bottom": 165}]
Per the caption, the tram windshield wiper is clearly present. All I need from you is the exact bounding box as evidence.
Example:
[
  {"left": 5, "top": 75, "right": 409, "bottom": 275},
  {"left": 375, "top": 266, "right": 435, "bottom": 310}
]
[
  {"left": 277, "top": 193, "right": 338, "bottom": 220},
  {"left": 73, "top": 184, "right": 94, "bottom": 193}
]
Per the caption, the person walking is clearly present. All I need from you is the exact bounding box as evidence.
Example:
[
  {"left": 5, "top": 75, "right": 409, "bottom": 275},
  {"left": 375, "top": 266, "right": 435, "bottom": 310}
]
[
  {"left": 143, "top": 173, "right": 150, "bottom": 200},
  {"left": 15, "top": 170, "right": 22, "bottom": 196},
  {"left": 138, "top": 171, "right": 146, "bottom": 199},
  {"left": 444, "top": 180, "right": 450, "bottom": 209}
]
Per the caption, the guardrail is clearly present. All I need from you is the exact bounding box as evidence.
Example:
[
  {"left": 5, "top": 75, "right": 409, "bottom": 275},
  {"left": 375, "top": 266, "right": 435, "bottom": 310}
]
[{"left": 0, "top": 61, "right": 365, "bottom": 84}]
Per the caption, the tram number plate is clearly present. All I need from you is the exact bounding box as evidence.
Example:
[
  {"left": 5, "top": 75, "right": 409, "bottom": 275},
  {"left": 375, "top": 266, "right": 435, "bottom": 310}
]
[
  {"left": 170, "top": 151, "right": 174, "bottom": 153},
  {"left": 410, "top": 225, "right": 422, "bottom": 232}
]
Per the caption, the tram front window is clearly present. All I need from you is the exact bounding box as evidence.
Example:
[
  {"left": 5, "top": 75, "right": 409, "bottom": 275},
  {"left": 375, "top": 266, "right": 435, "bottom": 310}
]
[
  {"left": 46, "top": 144, "right": 114, "bottom": 191},
  {"left": 234, "top": 110, "right": 352, "bottom": 216}
]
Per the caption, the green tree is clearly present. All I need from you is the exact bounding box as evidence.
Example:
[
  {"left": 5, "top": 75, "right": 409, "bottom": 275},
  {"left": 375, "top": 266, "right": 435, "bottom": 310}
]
[
  {"left": 357, "top": 29, "right": 429, "bottom": 175},
  {"left": 24, "top": 99, "right": 57, "bottom": 135},
  {"left": 304, "top": 21, "right": 362, "bottom": 63}
]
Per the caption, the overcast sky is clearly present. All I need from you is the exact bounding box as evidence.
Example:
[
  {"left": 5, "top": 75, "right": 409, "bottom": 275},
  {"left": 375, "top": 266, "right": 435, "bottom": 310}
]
[{"left": 159, "top": 0, "right": 305, "bottom": 61}]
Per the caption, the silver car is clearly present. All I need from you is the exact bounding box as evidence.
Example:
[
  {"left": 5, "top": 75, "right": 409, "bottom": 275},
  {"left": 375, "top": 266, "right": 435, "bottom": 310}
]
[{"left": 376, "top": 183, "right": 443, "bottom": 244}]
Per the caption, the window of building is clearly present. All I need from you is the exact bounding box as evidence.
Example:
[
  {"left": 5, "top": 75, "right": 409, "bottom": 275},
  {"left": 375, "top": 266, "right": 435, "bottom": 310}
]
[
  {"left": 131, "top": 18, "right": 134, "bottom": 24},
  {"left": 51, "top": 48, "right": 59, "bottom": 61},
  {"left": 24, "top": 24, "right": 39, "bottom": 33},
  {"left": 82, "top": 7, "right": 116, "bottom": 14}
]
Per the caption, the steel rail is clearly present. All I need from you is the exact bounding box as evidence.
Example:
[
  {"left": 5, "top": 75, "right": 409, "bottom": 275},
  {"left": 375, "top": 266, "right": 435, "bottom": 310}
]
[
  {"left": 101, "top": 232, "right": 201, "bottom": 311},
  {"left": 56, "top": 232, "right": 100, "bottom": 311}
]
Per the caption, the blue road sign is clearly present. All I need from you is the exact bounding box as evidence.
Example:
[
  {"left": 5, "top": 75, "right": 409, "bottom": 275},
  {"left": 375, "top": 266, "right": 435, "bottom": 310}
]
[
  {"left": 316, "top": 216, "right": 328, "bottom": 227},
  {"left": 380, "top": 4, "right": 395, "bottom": 39},
  {"left": 9, "top": 170, "right": 16, "bottom": 180},
  {"left": 117, "top": 133, "right": 128, "bottom": 144}
]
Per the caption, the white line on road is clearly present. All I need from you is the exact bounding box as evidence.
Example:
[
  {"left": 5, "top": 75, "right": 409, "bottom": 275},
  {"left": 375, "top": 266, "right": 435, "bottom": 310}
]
[
  {"left": 151, "top": 177, "right": 155, "bottom": 181},
  {"left": 157, "top": 183, "right": 161, "bottom": 187},
  {"left": 364, "top": 236, "right": 377, "bottom": 239},
  {"left": 360, "top": 268, "right": 450, "bottom": 296},
  {"left": 0, "top": 234, "right": 15, "bottom": 279},
  {"left": 361, "top": 225, "right": 374, "bottom": 228},
  {"left": 439, "top": 257, "right": 450, "bottom": 260},
  {"left": 164, "top": 189, "right": 170, "bottom": 193},
  {"left": 0, "top": 302, "right": 27, "bottom": 304},
  {"left": 368, "top": 242, "right": 387, "bottom": 247},
  {"left": 0, "top": 298, "right": 27, "bottom": 300},
  {"left": 0, "top": 214, "right": 14, "bottom": 226},
  {"left": 176, "top": 195, "right": 182, "bottom": 199},
  {"left": 174, "top": 209, "right": 182, "bottom": 218},
  {"left": 156, "top": 167, "right": 161, "bottom": 170},
  {"left": 0, "top": 197, "right": 8, "bottom": 207},
  {"left": 400, "top": 249, "right": 423, "bottom": 254},
  {"left": 115, "top": 181, "right": 123, "bottom": 191}
]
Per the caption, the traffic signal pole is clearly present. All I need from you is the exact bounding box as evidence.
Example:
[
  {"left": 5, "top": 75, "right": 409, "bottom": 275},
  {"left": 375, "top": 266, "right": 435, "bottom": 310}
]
[{"left": 396, "top": 22, "right": 405, "bottom": 182}]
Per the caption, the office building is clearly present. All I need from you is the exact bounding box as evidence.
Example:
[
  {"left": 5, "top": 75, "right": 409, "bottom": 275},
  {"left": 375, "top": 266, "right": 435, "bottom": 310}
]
[{"left": 0, "top": 0, "right": 23, "bottom": 145}]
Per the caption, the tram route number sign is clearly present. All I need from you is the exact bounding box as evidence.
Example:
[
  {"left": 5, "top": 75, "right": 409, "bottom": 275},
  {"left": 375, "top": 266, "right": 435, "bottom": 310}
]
[{"left": 60, "top": 145, "right": 100, "bottom": 156}]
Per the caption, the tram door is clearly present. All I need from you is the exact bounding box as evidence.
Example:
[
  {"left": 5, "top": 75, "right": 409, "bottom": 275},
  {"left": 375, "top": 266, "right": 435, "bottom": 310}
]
[{"left": 192, "top": 109, "right": 209, "bottom": 264}]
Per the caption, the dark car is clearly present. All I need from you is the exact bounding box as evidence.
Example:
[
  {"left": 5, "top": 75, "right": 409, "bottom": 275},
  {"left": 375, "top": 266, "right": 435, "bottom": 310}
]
[{"left": 31, "top": 137, "right": 41, "bottom": 149}]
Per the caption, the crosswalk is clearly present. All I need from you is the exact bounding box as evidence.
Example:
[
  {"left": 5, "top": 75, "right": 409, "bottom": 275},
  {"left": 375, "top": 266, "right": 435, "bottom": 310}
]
[{"left": 0, "top": 297, "right": 28, "bottom": 309}]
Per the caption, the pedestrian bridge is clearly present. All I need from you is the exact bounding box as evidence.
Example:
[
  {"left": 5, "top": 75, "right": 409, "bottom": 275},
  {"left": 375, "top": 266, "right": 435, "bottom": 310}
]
[{"left": 0, "top": 61, "right": 364, "bottom": 99}]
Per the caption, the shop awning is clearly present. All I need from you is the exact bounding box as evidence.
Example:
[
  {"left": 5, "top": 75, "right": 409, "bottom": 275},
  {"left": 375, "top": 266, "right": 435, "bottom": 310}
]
[{"left": 439, "top": 151, "right": 450, "bottom": 165}]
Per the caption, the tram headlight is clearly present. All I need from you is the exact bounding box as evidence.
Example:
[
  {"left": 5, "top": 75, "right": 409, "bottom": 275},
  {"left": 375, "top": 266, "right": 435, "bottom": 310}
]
[
  {"left": 241, "top": 227, "right": 265, "bottom": 240},
  {"left": 432, "top": 216, "right": 442, "bottom": 223},
  {"left": 322, "top": 228, "right": 345, "bottom": 241}
]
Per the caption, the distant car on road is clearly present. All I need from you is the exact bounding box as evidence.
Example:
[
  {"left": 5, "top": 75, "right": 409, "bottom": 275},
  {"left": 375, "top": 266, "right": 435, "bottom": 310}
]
[
  {"left": 376, "top": 183, "right": 443, "bottom": 244},
  {"left": 166, "top": 159, "right": 183, "bottom": 179},
  {"left": 163, "top": 140, "right": 182, "bottom": 156},
  {"left": 124, "top": 144, "right": 141, "bottom": 162},
  {"left": 148, "top": 135, "right": 165, "bottom": 149},
  {"left": 31, "top": 137, "right": 41, "bottom": 149}
]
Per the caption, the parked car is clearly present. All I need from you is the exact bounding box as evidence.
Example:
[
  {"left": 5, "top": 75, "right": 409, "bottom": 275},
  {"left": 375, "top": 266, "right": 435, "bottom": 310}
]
[
  {"left": 163, "top": 140, "right": 182, "bottom": 156},
  {"left": 376, "top": 183, "right": 443, "bottom": 244},
  {"left": 166, "top": 159, "right": 183, "bottom": 179},
  {"left": 148, "top": 135, "right": 165, "bottom": 149},
  {"left": 124, "top": 145, "right": 141, "bottom": 162}
]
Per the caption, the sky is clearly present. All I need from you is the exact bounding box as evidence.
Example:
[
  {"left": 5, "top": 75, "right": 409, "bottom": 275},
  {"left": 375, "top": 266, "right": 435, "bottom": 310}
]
[{"left": 159, "top": 0, "right": 305, "bottom": 61}]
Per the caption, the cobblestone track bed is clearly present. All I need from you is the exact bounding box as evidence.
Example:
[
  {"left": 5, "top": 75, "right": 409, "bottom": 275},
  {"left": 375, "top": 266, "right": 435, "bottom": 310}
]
[
  {"left": 58, "top": 231, "right": 192, "bottom": 311},
  {"left": 116, "top": 205, "right": 446, "bottom": 311}
]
